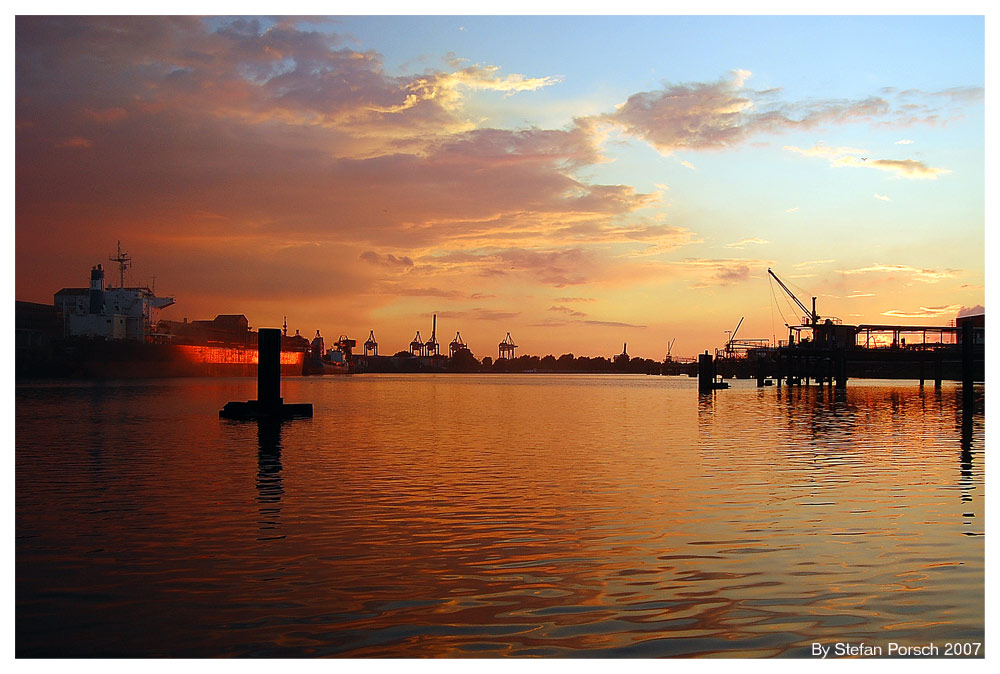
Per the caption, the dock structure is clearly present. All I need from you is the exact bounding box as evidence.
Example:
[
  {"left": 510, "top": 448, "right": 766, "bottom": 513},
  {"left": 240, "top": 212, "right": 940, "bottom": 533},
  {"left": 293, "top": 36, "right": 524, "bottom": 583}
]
[
  {"left": 498, "top": 332, "right": 517, "bottom": 360},
  {"left": 707, "top": 315, "right": 984, "bottom": 391},
  {"left": 726, "top": 268, "right": 988, "bottom": 390},
  {"left": 219, "top": 328, "right": 313, "bottom": 420}
]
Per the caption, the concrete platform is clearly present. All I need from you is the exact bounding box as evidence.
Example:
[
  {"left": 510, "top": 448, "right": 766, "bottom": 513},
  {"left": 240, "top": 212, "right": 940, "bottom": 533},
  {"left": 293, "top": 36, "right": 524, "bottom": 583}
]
[{"left": 219, "top": 399, "right": 313, "bottom": 420}]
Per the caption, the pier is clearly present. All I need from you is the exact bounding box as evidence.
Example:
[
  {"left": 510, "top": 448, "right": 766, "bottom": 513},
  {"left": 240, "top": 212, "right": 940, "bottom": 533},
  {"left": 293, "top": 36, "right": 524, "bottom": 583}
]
[
  {"left": 703, "top": 316, "right": 984, "bottom": 391},
  {"left": 693, "top": 269, "right": 988, "bottom": 392}
]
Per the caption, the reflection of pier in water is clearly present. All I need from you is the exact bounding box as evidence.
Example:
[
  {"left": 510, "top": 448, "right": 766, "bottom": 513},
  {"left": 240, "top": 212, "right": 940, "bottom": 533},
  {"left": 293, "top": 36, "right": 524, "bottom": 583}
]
[{"left": 697, "top": 381, "right": 983, "bottom": 513}]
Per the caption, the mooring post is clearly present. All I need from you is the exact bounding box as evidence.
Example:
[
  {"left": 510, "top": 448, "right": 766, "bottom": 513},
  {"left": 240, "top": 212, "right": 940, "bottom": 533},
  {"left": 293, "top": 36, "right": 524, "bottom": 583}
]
[
  {"left": 258, "top": 328, "right": 282, "bottom": 408},
  {"left": 756, "top": 355, "right": 766, "bottom": 387},
  {"left": 219, "top": 327, "right": 312, "bottom": 420},
  {"left": 698, "top": 350, "right": 714, "bottom": 393}
]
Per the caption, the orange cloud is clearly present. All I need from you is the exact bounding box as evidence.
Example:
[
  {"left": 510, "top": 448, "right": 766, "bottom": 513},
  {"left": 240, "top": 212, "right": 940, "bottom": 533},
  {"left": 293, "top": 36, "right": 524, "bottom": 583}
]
[
  {"left": 596, "top": 70, "right": 971, "bottom": 155},
  {"left": 784, "top": 143, "right": 951, "bottom": 179},
  {"left": 868, "top": 159, "right": 951, "bottom": 179}
]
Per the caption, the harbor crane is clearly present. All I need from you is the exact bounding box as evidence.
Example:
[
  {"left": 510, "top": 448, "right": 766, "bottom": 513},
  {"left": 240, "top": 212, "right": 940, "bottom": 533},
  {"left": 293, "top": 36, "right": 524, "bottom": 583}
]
[
  {"left": 449, "top": 332, "right": 467, "bottom": 358},
  {"left": 768, "top": 268, "right": 818, "bottom": 327},
  {"left": 665, "top": 338, "right": 676, "bottom": 361},
  {"left": 498, "top": 332, "right": 518, "bottom": 360},
  {"left": 364, "top": 330, "right": 378, "bottom": 357},
  {"left": 724, "top": 316, "right": 744, "bottom": 355}
]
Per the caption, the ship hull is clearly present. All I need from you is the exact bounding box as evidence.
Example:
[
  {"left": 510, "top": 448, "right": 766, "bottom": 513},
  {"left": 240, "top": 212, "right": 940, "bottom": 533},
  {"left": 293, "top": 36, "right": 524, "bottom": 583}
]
[{"left": 18, "top": 338, "right": 306, "bottom": 379}]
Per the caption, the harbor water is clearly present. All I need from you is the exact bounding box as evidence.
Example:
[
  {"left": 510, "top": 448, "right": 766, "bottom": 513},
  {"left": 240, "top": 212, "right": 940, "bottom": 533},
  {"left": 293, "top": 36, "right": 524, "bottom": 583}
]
[{"left": 16, "top": 374, "right": 984, "bottom": 657}]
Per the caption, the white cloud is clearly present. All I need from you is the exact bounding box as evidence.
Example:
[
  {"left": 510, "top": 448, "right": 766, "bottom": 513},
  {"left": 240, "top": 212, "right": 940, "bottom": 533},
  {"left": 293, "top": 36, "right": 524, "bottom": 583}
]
[
  {"left": 838, "top": 263, "right": 959, "bottom": 283},
  {"left": 874, "top": 193, "right": 892, "bottom": 201},
  {"left": 882, "top": 304, "right": 962, "bottom": 319},
  {"left": 793, "top": 259, "right": 834, "bottom": 269},
  {"left": 895, "top": 139, "right": 914, "bottom": 145},
  {"left": 724, "top": 237, "right": 768, "bottom": 249},
  {"left": 680, "top": 160, "right": 696, "bottom": 171}
]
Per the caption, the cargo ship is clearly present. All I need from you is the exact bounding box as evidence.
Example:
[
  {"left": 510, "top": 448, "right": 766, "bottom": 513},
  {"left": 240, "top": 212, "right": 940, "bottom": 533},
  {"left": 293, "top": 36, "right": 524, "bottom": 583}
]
[{"left": 17, "top": 243, "right": 308, "bottom": 378}]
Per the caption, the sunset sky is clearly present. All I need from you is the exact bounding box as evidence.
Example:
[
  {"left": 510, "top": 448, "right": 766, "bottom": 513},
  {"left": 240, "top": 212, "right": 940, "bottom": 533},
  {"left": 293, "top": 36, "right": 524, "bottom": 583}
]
[{"left": 15, "top": 14, "right": 985, "bottom": 360}]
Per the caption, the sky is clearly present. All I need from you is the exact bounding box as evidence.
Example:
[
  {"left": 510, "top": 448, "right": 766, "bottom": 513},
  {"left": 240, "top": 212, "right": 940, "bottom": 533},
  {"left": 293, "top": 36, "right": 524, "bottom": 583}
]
[{"left": 14, "top": 13, "right": 986, "bottom": 360}]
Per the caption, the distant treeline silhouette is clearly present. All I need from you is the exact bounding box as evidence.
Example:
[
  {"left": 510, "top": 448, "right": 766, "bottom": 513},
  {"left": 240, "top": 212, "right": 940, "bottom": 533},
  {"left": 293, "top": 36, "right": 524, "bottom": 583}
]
[
  {"left": 474, "top": 352, "right": 662, "bottom": 374},
  {"left": 380, "top": 349, "right": 681, "bottom": 375}
]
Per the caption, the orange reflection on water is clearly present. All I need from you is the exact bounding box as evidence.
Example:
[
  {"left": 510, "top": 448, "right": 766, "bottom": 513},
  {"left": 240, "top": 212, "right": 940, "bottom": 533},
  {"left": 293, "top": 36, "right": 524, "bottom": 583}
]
[{"left": 15, "top": 376, "right": 984, "bottom": 657}]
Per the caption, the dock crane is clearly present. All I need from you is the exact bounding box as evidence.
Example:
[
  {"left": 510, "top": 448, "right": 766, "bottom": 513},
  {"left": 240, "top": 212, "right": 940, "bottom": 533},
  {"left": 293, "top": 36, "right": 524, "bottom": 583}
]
[
  {"left": 768, "top": 268, "right": 818, "bottom": 327},
  {"left": 724, "top": 316, "right": 745, "bottom": 355},
  {"left": 768, "top": 267, "right": 826, "bottom": 347},
  {"left": 665, "top": 338, "right": 676, "bottom": 361}
]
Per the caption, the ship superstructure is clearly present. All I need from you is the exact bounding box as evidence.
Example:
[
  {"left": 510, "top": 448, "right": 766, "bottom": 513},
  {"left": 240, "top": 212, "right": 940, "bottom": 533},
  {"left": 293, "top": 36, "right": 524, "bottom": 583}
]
[{"left": 53, "top": 242, "right": 175, "bottom": 342}]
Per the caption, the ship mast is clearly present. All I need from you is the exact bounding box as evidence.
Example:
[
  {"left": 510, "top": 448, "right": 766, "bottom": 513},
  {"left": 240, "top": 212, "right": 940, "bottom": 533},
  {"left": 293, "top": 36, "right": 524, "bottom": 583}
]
[{"left": 109, "top": 240, "right": 131, "bottom": 289}]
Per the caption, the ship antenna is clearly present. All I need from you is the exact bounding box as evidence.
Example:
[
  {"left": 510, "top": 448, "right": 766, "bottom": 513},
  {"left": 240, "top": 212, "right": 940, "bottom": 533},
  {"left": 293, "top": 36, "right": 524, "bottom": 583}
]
[{"left": 109, "top": 240, "right": 131, "bottom": 289}]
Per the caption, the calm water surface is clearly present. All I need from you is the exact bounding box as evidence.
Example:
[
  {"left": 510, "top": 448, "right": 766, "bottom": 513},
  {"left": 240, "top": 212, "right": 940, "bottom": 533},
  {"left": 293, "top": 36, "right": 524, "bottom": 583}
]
[{"left": 16, "top": 375, "right": 984, "bottom": 657}]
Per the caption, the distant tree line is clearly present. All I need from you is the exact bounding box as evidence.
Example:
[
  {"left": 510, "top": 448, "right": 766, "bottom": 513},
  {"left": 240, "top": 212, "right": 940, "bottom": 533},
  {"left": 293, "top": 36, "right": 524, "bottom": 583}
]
[
  {"left": 370, "top": 347, "right": 691, "bottom": 375},
  {"left": 449, "top": 351, "right": 666, "bottom": 374}
]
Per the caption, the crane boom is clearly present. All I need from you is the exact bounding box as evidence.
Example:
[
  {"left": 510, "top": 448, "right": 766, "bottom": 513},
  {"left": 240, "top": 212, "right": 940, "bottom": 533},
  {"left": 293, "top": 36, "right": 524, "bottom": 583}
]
[
  {"left": 728, "top": 316, "right": 745, "bottom": 346},
  {"left": 768, "top": 268, "right": 817, "bottom": 325}
]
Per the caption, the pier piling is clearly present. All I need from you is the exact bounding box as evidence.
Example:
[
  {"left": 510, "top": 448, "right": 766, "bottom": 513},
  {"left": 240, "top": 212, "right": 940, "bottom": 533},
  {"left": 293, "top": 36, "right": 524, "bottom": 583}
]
[
  {"left": 962, "top": 321, "right": 974, "bottom": 409},
  {"left": 258, "top": 328, "right": 281, "bottom": 407},
  {"left": 698, "top": 351, "right": 714, "bottom": 393}
]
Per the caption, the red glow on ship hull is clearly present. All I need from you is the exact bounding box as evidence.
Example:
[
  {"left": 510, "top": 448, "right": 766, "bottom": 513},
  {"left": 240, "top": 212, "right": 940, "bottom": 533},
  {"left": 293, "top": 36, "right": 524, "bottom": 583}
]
[{"left": 176, "top": 344, "right": 305, "bottom": 376}]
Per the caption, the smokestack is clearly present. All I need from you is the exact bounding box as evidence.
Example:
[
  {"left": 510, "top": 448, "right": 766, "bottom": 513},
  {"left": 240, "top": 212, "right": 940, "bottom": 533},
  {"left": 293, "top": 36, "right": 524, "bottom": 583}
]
[{"left": 89, "top": 264, "right": 105, "bottom": 314}]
